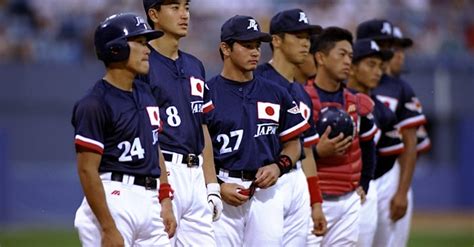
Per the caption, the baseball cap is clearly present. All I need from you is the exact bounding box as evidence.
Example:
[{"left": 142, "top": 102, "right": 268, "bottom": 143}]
[
  {"left": 270, "top": 9, "right": 322, "bottom": 35},
  {"left": 356, "top": 19, "right": 394, "bottom": 41},
  {"left": 393, "top": 26, "right": 413, "bottom": 48},
  {"left": 220, "top": 15, "right": 272, "bottom": 42},
  {"left": 352, "top": 39, "right": 394, "bottom": 63}
]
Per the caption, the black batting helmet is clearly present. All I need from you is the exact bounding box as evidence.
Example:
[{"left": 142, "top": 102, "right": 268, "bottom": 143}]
[
  {"left": 94, "top": 13, "right": 163, "bottom": 63},
  {"left": 316, "top": 106, "right": 354, "bottom": 139}
]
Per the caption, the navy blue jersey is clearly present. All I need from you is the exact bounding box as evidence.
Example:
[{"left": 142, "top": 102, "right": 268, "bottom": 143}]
[
  {"left": 71, "top": 79, "right": 161, "bottom": 177},
  {"left": 255, "top": 63, "right": 319, "bottom": 147},
  {"left": 139, "top": 48, "right": 212, "bottom": 155},
  {"left": 372, "top": 96, "right": 404, "bottom": 179},
  {"left": 204, "top": 75, "right": 309, "bottom": 171},
  {"left": 372, "top": 74, "right": 426, "bottom": 130}
]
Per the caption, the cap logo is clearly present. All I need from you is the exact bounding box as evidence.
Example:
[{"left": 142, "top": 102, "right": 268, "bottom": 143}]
[
  {"left": 381, "top": 22, "right": 392, "bottom": 34},
  {"left": 393, "top": 27, "right": 402, "bottom": 38},
  {"left": 299, "top": 12, "right": 309, "bottom": 23},
  {"left": 135, "top": 16, "right": 146, "bottom": 27},
  {"left": 370, "top": 40, "right": 380, "bottom": 51},
  {"left": 247, "top": 19, "right": 258, "bottom": 31}
]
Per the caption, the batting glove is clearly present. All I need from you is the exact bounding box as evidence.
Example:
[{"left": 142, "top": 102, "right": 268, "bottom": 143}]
[{"left": 207, "top": 183, "right": 223, "bottom": 222}]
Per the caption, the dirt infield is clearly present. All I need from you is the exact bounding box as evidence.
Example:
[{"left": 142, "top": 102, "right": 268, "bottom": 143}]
[{"left": 411, "top": 210, "right": 474, "bottom": 232}]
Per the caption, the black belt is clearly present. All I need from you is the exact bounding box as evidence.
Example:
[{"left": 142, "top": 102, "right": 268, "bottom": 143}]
[
  {"left": 110, "top": 172, "right": 157, "bottom": 190},
  {"left": 223, "top": 169, "right": 257, "bottom": 180},
  {"left": 163, "top": 152, "right": 200, "bottom": 167}
]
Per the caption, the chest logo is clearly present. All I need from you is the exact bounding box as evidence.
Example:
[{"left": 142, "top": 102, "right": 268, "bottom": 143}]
[
  {"left": 190, "top": 76, "right": 204, "bottom": 98},
  {"left": 257, "top": 102, "right": 280, "bottom": 123},
  {"left": 254, "top": 123, "right": 279, "bottom": 137},
  {"left": 146, "top": 106, "right": 161, "bottom": 127}
]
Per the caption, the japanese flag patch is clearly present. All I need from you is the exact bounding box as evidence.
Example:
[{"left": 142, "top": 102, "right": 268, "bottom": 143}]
[
  {"left": 146, "top": 106, "right": 161, "bottom": 127},
  {"left": 257, "top": 102, "right": 280, "bottom": 122},
  {"left": 190, "top": 76, "right": 204, "bottom": 98}
]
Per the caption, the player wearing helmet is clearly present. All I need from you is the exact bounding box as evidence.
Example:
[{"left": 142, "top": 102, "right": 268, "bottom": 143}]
[{"left": 72, "top": 13, "right": 176, "bottom": 247}]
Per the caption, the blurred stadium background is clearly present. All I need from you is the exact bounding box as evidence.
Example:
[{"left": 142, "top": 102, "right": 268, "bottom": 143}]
[{"left": 0, "top": 0, "right": 473, "bottom": 246}]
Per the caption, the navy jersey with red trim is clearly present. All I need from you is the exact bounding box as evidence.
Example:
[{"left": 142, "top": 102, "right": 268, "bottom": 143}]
[
  {"left": 372, "top": 96, "right": 404, "bottom": 179},
  {"left": 204, "top": 75, "right": 309, "bottom": 171},
  {"left": 372, "top": 74, "right": 426, "bottom": 130},
  {"left": 416, "top": 125, "right": 431, "bottom": 154},
  {"left": 255, "top": 63, "right": 319, "bottom": 148},
  {"left": 139, "top": 48, "right": 213, "bottom": 155},
  {"left": 71, "top": 79, "right": 161, "bottom": 177}
]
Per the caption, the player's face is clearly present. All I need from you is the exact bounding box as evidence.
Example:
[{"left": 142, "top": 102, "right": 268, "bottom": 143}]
[
  {"left": 280, "top": 31, "right": 311, "bottom": 64},
  {"left": 352, "top": 56, "right": 384, "bottom": 90},
  {"left": 154, "top": 1, "right": 190, "bottom": 38},
  {"left": 229, "top": 40, "right": 261, "bottom": 72},
  {"left": 126, "top": 36, "right": 151, "bottom": 75},
  {"left": 388, "top": 46, "right": 405, "bottom": 76},
  {"left": 296, "top": 52, "right": 317, "bottom": 79},
  {"left": 323, "top": 40, "right": 353, "bottom": 82}
]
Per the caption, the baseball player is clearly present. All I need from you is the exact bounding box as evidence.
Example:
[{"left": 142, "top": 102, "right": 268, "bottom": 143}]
[
  {"left": 295, "top": 34, "right": 318, "bottom": 85},
  {"left": 140, "top": 0, "right": 221, "bottom": 246},
  {"left": 356, "top": 19, "right": 427, "bottom": 247},
  {"left": 72, "top": 13, "right": 175, "bottom": 247},
  {"left": 304, "top": 27, "right": 378, "bottom": 246},
  {"left": 205, "top": 15, "right": 310, "bottom": 246},
  {"left": 346, "top": 39, "right": 406, "bottom": 247},
  {"left": 254, "top": 9, "right": 327, "bottom": 245}
]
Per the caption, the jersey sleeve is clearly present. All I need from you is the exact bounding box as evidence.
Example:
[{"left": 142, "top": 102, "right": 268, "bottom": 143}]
[
  {"left": 71, "top": 97, "right": 108, "bottom": 154},
  {"left": 299, "top": 93, "right": 319, "bottom": 147},
  {"left": 395, "top": 80, "right": 426, "bottom": 129},
  {"left": 278, "top": 90, "right": 310, "bottom": 142},
  {"left": 359, "top": 113, "right": 378, "bottom": 142},
  {"left": 202, "top": 82, "right": 214, "bottom": 114}
]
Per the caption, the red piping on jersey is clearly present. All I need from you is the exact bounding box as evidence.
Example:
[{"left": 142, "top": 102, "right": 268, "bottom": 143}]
[
  {"left": 304, "top": 79, "right": 373, "bottom": 196},
  {"left": 280, "top": 122, "right": 310, "bottom": 142},
  {"left": 75, "top": 140, "right": 104, "bottom": 155}
]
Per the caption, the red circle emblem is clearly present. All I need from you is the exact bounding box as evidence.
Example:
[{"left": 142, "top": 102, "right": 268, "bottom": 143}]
[
  {"left": 303, "top": 109, "right": 308, "bottom": 118},
  {"left": 154, "top": 111, "right": 159, "bottom": 121},
  {"left": 196, "top": 83, "right": 203, "bottom": 93},
  {"left": 265, "top": 106, "right": 274, "bottom": 116}
]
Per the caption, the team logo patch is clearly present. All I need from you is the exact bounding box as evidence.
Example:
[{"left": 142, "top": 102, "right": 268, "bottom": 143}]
[
  {"left": 146, "top": 106, "right": 161, "bottom": 127},
  {"left": 111, "top": 190, "right": 121, "bottom": 196},
  {"left": 257, "top": 102, "right": 280, "bottom": 122},
  {"left": 299, "top": 102, "right": 310, "bottom": 121},
  {"left": 190, "top": 76, "right": 204, "bottom": 98},
  {"left": 376, "top": 95, "right": 398, "bottom": 113}
]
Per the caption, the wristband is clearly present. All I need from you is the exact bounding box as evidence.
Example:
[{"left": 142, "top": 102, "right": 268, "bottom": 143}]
[
  {"left": 276, "top": 155, "right": 293, "bottom": 176},
  {"left": 158, "top": 183, "right": 174, "bottom": 203},
  {"left": 307, "top": 176, "right": 323, "bottom": 205}
]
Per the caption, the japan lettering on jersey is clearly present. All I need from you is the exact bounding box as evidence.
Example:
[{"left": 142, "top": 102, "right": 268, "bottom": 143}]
[
  {"left": 204, "top": 75, "right": 309, "bottom": 171},
  {"left": 373, "top": 74, "right": 426, "bottom": 130},
  {"left": 139, "top": 48, "right": 213, "bottom": 155},
  {"left": 71, "top": 79, "right": 162, "bottom": 177},
  {"left": 255, "top": 63, "right": 319, "bottom": 147}
]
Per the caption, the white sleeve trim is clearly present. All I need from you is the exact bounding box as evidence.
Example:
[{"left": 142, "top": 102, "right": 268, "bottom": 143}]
[
  {"left": 360, "top": 124, "right": 378, "bottom": 139},
  {"left": 379, "top": 143, "right": 404, "bottom": 154},
  {"left": 396, "top": 115, "right": 426, "bottom": 129},
  {"left": 279, "top": 120, "right": 307, "bottom": 139},
  {"left": 75, "top": 134, "right": 104, "bottom": 149}
]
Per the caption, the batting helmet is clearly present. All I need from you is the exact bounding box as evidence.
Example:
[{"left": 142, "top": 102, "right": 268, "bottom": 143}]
[
  {"left": 94, "top": 13, "right": 163, "bottom": 63},
  {"left": 316, "top": 106, "right": 354, "bottom": 139}
]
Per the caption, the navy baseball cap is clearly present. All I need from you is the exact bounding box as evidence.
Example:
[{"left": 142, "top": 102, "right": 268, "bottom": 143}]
[
  {"left": 270, "top": 9, "right": 322, "bottom": 35},
  {"left": 356, "top": 19, "right": 394, "bottom": 41},
  {"left": 393, "top": 26, "right": 413, "bottom": 48},
  {"left": 352, "top": 39, "right": 393, "bottom": 63},
  {"left": 220, "top": 15, "right": 271, "bottom": 42}
]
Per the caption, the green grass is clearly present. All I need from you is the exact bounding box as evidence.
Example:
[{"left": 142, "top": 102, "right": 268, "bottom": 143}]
[{"left": 0, "top": 229, "right": 473, "bottom": 247}]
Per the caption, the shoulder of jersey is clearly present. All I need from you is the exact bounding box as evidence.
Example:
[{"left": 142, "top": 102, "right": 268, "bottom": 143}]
[
  {"left": 179, "top": 50, "right": 204, "bottom": 64},
  {"left": 255, "top": 74, "right": 288, "bottom": 93}
]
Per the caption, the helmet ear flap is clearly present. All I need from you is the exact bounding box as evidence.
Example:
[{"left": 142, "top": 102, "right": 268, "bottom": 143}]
[{"left": 104, "top": 38, "right": 130, "bottom": 63}]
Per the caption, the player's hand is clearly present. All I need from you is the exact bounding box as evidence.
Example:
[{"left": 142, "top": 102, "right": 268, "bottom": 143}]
[
  {"left": 101, "top": 226, "right": 124, "bottom": 247},
  {"left": 160, "top": 198, "right": 177, "bottom": 238},
  {"left": 221, "top": 183, "right": 250, "bottom": 207},
  {"left": 207, "top": 183, "right": 223, "bottom": 221},
  {"left": 254, "top": 164, "right": 280, "bottom": 189},
  {"left": 316, "top": 126, "right": 353, "bottom": 157},
  {"left": 390, "top": 191, "right": 408, "bottom": 222},
  {"left": 356, "top": 186, "right": 367, "bottom": 204},
  {"left": 311, "top": 203, "right": 328, "bottom": 236}
]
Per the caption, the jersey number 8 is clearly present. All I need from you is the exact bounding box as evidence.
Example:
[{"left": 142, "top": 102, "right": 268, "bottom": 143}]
[{"left": 166, "top": 106, "right": 181, "bottom": 127}]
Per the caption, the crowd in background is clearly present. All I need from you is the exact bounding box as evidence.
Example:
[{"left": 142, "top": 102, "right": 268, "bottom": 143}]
[{"left": 1, "top": 0, "right": 474, "bottom": 64}]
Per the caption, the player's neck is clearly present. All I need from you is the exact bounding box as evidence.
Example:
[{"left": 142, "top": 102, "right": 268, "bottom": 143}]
[
  {"left": 314, "top": 69, "right": 341, "bottom": 92},
  {"left": 103, "top": 68, "right": 134, "bottom": 92},
  {"left": 149, "top": 34, "right": 180, "bottom": 60},
  {"left": 221, "top": 62, "right": 253, "bottom": 83},
  {"left": 269, "top": 53, "right": 296, "bottom": 82},
  {"left": 347, "top": 78, "right": 369, "bottom": 95}
]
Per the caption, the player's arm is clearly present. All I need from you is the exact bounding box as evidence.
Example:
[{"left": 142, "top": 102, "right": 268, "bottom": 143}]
[
  {"left": 158, "top": 147, "right": 176, "bottom": 237},
  {"left": 202, "top": 124, "right": 223, "bottom": 221},
  {"left": 358, "top": 115, "right": 377, "bottom": 197},
  {"left": 301, "top": 145, "right": 327, "bottom": 236},
  {"left": 76, "top": 150, "right": 124, "bottom": 246},
  {"left": 391, "top": 127, "right": 417, "bottom": 221}
]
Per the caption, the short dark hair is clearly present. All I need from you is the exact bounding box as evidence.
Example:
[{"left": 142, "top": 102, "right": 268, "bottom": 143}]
[
  {"left": 146, "top": 0, "right": 190, "bottom": 29},
  {"left": 313, "top": 27, "right": 353, "bottom": 55},
  {"left": 269, "top": 33, "right": 285, "bottom": 52},
  {"left": 219, "top": 40, "right": 236, "bottom": 60}
]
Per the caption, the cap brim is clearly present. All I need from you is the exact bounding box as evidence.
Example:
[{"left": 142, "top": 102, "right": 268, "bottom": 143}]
[
  {"left": 129, "top": 30, "right": 164, "bottom": 41},
  {"left": 353, "top": 50, "right": 394, "bottom": 63},
  {"left": 232, "top": 32, "right": 272, "bottom": 42},
  {"left": 379, "top": 50, "right": 394, "bottom": 61},
  {"left": 272, "top": 24, "right": 323, "bottom": 35},
  {"left": 394, "top": 37, "right": 413, "bottom": 48}
]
